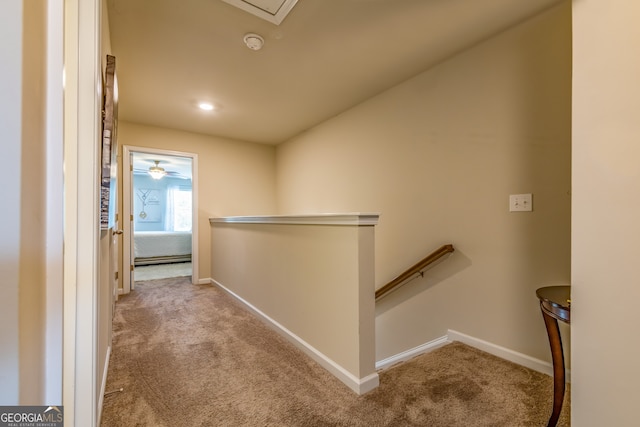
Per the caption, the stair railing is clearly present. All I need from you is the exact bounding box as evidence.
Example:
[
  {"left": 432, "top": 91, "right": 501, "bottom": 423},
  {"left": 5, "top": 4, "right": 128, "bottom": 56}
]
[{"left": 375, "top": 244, "right": 454, "bottom": 301}]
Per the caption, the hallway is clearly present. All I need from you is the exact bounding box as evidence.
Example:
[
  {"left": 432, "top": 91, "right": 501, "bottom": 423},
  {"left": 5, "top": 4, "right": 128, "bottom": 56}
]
[{"left": 101, "top": 277, "right": 569, "bottom": 426}]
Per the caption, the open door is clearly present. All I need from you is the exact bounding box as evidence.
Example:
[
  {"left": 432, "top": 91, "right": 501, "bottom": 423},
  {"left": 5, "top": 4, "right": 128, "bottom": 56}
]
[
  {"left": 122, "top": 146, "right": 199, "bottom": 294},
  {"left": 122, "top": 149, "right": 135, "bottom": 293}
]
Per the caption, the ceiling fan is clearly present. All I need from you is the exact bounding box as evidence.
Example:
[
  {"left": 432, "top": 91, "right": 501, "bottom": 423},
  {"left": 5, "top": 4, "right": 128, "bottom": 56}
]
[
  {"left": 132, "top": 160, "right": 185, "bottom": 180},
  {"left": 147, "top": 160, "right": 166, "bottom": 180}
]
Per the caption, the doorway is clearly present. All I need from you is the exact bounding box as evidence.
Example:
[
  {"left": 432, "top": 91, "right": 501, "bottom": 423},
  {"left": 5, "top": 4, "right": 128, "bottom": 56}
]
[{"left": 122, "top": 146, "right": 199, "bottom": 294}]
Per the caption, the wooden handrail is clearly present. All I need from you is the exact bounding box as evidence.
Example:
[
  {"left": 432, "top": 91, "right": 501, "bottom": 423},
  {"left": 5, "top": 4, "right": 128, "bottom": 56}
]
[{"left": 375, "top": 244, "right": 454, "bottom": 301}]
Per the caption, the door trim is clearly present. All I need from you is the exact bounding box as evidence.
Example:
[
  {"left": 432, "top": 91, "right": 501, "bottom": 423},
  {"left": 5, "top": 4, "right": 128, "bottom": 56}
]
[
  {"left": 63, "top": 0, "right": 101, "bottom": 422},
  {"left": 122, "top": 145, "right": 199, "bottom": 293}
]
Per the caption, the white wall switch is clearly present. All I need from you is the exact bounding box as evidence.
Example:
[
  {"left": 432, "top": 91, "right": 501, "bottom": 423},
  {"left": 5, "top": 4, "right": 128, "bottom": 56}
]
[{"left": 509, "top": 194, "right": 533, "bottom": 212}]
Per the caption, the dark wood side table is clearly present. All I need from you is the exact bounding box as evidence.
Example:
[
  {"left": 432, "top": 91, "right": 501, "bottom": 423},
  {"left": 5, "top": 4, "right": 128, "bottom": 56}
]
[{"left": 536, "top": 285, "right": 570, "bottom": 427}]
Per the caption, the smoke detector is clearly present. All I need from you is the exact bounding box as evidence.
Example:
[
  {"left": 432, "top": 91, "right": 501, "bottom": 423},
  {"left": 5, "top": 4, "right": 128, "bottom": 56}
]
[{"left": 243, "top": 33, "right": 265, "bottom": 51}]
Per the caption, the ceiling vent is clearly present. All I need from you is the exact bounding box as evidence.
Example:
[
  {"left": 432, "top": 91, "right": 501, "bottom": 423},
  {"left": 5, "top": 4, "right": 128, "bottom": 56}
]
[{"left": 222, "top": 0, "right": 299, "bottom": 25}]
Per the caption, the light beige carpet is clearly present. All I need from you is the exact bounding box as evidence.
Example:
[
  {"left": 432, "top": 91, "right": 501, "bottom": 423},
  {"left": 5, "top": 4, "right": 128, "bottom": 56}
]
[
  {"left": 101, "top": 276, "right": 570, "bottom": 426},
  {"left": 134, "top": 262, "right": 192, "bottom": 281}
]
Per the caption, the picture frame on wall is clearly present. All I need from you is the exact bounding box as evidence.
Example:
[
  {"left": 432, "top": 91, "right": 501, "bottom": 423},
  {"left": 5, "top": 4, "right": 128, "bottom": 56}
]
[
  {"left": 100, "top": 54, "right": 118, "bottom": 229},
  {"left": 136, "top": 188, "right": 162, "bottom": 223}
]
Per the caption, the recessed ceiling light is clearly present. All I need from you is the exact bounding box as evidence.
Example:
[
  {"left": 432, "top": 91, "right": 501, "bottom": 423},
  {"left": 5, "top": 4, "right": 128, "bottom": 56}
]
[{"left": 198, "top": 102, "right": 214, "bottom": 111}]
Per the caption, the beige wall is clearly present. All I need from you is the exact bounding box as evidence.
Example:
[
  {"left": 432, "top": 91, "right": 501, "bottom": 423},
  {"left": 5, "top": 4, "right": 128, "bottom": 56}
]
[
  {"left": 117, "top": 122, "right": 277, "bottom": 281},
  {"left": 18, "top": 0, "right": 48, "bottom": 404},
  {"left": 277, "top": 3, "right": 572, "bottom": 362},
  {"left": 0, "top": 0, "right": 48, "bottom": 404},
  {"left": 210, "top": 217, "right": 377, "bottom": 393},
  {"left": 572, "top": 1, "right": 640, "bottom": 425}
]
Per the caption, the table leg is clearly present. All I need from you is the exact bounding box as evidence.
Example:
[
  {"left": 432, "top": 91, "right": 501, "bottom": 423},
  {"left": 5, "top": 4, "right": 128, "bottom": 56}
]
[{"left": 541, "top": 304, "right": 566, "bottom": 427}]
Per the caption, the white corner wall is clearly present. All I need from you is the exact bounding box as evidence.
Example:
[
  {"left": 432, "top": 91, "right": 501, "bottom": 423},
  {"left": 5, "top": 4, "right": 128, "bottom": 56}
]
[
  {"left": 277, "top": 2, "right": 572, "bottom": 364},
  {"left": 45, "top": 0, "right": 64, "bottom": 406},
  {"left": 572, "top": 1, "right": 640, "bottom": 425},
  {"left": 0, "top": 0, "right": 25, "bottom": 404}
]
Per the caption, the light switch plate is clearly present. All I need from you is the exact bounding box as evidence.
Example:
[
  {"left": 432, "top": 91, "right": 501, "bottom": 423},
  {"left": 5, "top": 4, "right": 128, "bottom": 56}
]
[{"left": 509, "top": 194, "right": 533, "bottom": 212}]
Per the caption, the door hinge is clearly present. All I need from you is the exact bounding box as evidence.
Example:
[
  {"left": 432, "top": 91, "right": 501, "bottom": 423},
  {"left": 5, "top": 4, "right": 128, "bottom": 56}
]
[
  {"left": 130, "top": 214, "right": 133, "bottom": 221},
  {"left": 130, "top": 265, "right": 134, "bottom": 272},
  {"left": 130, "top": 164, "right": 133, "bottom": 171},
  {"left": 115, "top": 271, "right": 119, "bottom": 280}
]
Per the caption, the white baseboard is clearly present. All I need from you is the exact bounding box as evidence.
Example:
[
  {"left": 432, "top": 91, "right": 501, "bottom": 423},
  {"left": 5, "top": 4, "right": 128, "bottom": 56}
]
[
  {"left": 375, "top": 330, "right": 570, "bottom": 383},
  {"left": 205, "top": 279, "right": 567, "bottom": 386},
  {"left": 448, "top": 329, "right": 571, "bottom": 382},
  {"left": 198, "top": 277, "right": 213, "bottom": 285},
  {"left": 211, "top": 278, "right": 379, "bottom": 395},
  {"left": 375, "top": 335, "right": 449, "bottom": 371},
  {"left": 97, "top": 345, "right": 111, "bottom": 426}
]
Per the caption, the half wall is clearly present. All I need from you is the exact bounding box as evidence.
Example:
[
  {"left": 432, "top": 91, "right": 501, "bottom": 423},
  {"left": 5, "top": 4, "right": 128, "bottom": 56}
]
[{"left": 210, "top": 213, "right": 379, "bottom": 394}]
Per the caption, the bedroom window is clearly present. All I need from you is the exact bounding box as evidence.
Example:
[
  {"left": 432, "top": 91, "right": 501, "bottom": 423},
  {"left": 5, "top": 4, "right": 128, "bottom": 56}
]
[{"left": 166, "top": 186, "right": 192, "bottom": 232}]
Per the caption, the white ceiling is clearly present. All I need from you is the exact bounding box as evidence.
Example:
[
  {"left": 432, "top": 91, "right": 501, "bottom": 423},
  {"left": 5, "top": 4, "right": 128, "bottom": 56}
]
[
  {"left": 107, "top": 0, "right": 563, "bottom": 145},
  {"left": 132, "top": 152, "right": 193, "bottom": 180}
]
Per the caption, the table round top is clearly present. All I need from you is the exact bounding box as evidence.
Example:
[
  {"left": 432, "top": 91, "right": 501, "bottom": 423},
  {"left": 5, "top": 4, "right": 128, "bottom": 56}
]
[
  {"left": 536, "top": 285, "right": 571, "bottom": 308},
  {"left": 536, "top": 285, "right": 570, "bottom": 323}
]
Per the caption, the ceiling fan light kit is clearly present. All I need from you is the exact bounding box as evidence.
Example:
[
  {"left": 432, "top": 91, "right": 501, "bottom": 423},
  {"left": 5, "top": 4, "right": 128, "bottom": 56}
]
[{"left": 148, "top": 160, "right": 167, "bottom": 180}]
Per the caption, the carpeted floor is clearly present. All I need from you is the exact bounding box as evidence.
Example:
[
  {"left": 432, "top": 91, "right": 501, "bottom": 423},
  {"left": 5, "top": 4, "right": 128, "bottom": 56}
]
[
  {"left": 101, "top": 276, "right": 570, "bottom": 426},
  {"left": 134, "top": 262, "right": 192, "bottom": 281}
]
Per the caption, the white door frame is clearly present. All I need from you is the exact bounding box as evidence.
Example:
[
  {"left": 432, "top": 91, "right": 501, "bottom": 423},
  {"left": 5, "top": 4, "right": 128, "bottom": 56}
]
[
  {"left": 63, "top": 0, "right": 101, "bottom": 424},
  {"left": 122, "top": 145, "right": 199, "bottom": 293}
]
